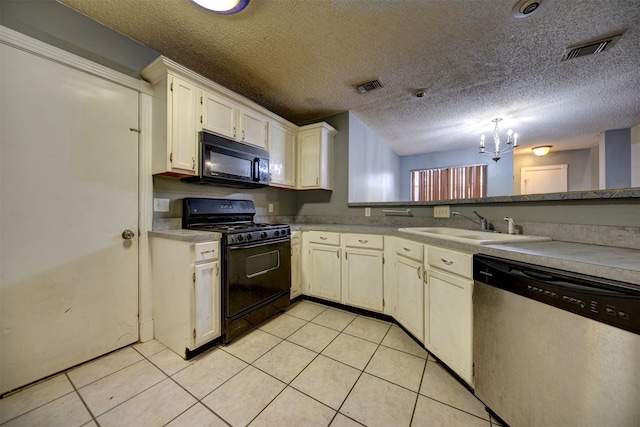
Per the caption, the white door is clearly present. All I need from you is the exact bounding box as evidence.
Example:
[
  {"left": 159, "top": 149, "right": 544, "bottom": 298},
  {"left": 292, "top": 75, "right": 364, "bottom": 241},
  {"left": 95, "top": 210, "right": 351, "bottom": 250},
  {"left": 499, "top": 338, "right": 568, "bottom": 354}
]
[
  {"left": 521, "top": 164, "right": 568, "bottom": 194},
  {"left": 1, "top": 44, "right": 139, "bottom": 393}
]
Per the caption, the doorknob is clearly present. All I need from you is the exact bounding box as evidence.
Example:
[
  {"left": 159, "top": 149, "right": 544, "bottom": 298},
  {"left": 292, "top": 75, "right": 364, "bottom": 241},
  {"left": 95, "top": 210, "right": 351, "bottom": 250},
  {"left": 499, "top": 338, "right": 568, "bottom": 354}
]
[{"left": 122, "top": 230, "right": 135, "bottom": 240}]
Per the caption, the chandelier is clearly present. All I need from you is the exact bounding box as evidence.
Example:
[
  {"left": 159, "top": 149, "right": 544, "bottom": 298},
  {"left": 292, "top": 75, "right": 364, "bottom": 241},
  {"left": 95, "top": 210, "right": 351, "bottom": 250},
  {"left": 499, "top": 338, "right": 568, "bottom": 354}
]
[{"left": 479, "top": 118, "right": 518, "bottom": 162}]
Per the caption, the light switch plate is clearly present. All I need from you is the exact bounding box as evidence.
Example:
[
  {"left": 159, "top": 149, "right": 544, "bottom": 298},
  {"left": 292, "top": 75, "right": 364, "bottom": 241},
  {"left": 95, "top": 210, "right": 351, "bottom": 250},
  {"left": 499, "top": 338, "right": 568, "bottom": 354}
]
[
  {"left": 153, "top": 198, "right": 170, "bottom": 212},
  {"left": 268, "top": 203, "right": 274, "bottom": 213},
  {"left": 365, "top": 207, "right": 371, "bottom": 217},
  {"left": 434, "top": 205, "right": 450, "bottom": 218}
]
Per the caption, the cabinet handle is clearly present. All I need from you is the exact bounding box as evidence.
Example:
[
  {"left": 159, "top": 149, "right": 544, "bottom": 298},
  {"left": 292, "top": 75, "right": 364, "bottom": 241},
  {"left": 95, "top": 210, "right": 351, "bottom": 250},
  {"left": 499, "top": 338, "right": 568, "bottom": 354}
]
[
  {"left": 233, "top": 127, "right": 237, "bottom": 138},
  {"left": 216, "top": 264, "right": 220, "bottom": 276},
  {"left": 337, "top": 249, "right": 340, "bottom": 258},
  {"left": 345, "top": 251, "right": 348, "bottom": 260},
  {"left": 192, "top": 157, "right": 196, "bottom": 169},
  {"left": 200, "top": 250, "right": 215, "bottom": 255},
  {"left": 358, "top": 239, "right": 368, "bottom": 244},
  {"left": 403, "top": 247, "right": 411, "bottom": 252},
  {"left": 417, "top": 265, "right": 422, "bottom": 279},
  {"left": 316, "top": 177, "right": 319, "bottom": 185},
  {"left": 242, "top": 130, "right": 246, "bottom": 140},
  {"left": 441, "top": 258, "right": 454, "bottom": 265},
  {"left": 319, "top": 236, "right": 328, "bottom": 240}
]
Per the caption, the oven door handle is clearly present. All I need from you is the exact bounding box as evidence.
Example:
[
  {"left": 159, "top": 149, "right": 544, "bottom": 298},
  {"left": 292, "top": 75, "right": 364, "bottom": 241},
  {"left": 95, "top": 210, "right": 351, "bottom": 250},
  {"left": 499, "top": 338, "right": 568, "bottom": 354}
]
[{"left": 227, "top": 237, "right": 290, "bottom": 250}]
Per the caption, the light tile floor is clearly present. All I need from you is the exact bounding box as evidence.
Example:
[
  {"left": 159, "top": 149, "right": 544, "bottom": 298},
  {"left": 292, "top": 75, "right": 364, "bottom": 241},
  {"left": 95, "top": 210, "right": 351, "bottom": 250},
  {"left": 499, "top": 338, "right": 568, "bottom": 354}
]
[{"left": 0, "top": 300, "right": 500, "bottom": 427}]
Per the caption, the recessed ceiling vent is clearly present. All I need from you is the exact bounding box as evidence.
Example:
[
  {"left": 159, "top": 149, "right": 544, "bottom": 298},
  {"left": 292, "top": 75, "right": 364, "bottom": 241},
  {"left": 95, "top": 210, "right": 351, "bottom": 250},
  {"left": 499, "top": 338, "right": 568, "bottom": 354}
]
[
  {"left": 354, "top": 78, "right": 384, "bottom": 94},
  {"left": 561, "top": 34, "right": 623, "bottom": 61}
]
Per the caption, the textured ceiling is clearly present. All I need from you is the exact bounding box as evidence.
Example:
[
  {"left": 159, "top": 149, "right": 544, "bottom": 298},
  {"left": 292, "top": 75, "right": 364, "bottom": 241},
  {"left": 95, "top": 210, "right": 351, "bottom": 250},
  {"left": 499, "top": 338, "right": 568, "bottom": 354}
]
[{"left": 59, "top": 0, "right": 640, "bottom": 156}]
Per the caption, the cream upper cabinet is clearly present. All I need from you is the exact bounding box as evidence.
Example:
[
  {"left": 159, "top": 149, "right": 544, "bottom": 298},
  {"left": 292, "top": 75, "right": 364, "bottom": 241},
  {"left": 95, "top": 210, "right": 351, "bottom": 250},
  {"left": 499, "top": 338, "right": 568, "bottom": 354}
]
[
  {"left": 297, "top": 122, "right": 337, "bottom": 190},
  {"left": 394, "top": 238, "right": 425, "bottom": 342},
  {"left": 268, "top": 121, "right": 297, "bottom": 188},
  {"left": 201, "top": 90, "right": 237, "bottom": 140},
  {"left": 239, "top": 108, "right": 268, "bottom": 149},
  {"left": 141, "top": 61, "right": 199, "bottom": 176},
  {"left": 425, "top": 246, "right": 474, "bottom": 385},
  {"left": 201, "top": 90, "right": 267, "bottom": 149},
  {"left": 342, "top": 234, "right": 384, "bottom": 312},
  {"left": 302, "top": 231, "right": 342, "bottom": 302}
]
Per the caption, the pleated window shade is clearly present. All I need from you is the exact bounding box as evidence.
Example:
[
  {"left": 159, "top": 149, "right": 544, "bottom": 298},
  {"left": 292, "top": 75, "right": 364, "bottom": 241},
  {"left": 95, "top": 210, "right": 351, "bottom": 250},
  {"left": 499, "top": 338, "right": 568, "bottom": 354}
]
[{"left": 411, "top": 164, "right": 487, "bottom": 201}]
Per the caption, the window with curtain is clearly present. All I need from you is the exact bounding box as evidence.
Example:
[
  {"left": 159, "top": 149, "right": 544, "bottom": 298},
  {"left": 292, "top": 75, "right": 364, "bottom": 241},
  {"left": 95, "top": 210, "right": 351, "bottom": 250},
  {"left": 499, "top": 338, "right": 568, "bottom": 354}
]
[{"left": 411, "top": 164, "right": 487, "bottom": 201}]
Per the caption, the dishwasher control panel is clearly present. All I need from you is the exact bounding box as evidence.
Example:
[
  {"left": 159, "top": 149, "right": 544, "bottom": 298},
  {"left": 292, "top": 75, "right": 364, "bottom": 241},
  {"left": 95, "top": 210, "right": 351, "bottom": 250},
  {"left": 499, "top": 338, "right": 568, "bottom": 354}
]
[{"left": 474, "top": 255, "right": 640, "bottom": 335}]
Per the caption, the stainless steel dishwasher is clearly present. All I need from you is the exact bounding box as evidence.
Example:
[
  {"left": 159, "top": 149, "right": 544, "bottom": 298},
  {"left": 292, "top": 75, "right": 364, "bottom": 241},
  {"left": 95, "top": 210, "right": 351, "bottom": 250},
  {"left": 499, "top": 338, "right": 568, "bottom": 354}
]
[{"left": 473, "top": 254, "right": 640, "bottom": 427}]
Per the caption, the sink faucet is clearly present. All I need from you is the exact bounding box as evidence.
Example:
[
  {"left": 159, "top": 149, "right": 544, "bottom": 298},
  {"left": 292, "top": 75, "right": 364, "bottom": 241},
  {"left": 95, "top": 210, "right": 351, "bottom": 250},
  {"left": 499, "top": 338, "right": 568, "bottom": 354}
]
[
  {"left": 452, "top": 211, "right": 489, "bottom": 230},
  {"left": 504, "top": 217, "right": 516, "bottom": 234}
]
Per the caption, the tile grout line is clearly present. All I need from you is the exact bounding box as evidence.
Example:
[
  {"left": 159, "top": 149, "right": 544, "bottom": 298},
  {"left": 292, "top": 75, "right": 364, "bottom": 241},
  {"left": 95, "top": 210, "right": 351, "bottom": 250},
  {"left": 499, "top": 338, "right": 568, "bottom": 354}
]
[{"left": 65, "top": 372, "right": 100, "bottom": 427}]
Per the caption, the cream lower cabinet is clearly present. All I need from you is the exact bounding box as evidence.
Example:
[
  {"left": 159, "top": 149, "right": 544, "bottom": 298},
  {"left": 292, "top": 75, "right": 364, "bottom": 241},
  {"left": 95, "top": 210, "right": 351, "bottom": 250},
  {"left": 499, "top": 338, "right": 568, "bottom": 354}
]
[
  {"left": 302, "top": 231, "right": 342, "bottom": 302},
  {"left": 342, "top": 234, "right": 384, "bottom": 312},
  {"left": 425, "top": 246, "right": 474, "bottom": 385},
  {"left": 290, "top": 231, "right": 301, "bottom": 299},
  {"left": 393, "top": 238, "right": 425, "bottom": 342},
  {"left": 151, "top": 238, "right": 221, "bottom": 358}
]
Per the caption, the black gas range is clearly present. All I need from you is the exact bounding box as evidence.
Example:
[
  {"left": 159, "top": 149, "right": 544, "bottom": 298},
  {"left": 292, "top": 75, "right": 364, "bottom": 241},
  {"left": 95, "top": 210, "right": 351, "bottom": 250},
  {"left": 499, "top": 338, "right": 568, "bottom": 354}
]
[{"left": 182, "top": 198, "right": 291, "bottom": 343}]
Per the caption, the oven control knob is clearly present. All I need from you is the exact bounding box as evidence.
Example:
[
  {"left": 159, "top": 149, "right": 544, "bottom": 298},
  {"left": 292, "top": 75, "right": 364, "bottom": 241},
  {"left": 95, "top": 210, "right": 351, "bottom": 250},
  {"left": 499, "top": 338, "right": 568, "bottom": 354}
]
[
  {"left": 261, "top": 231, "right": 268, "bottom": 239},
  {"left": 246, "top": 233, "right": 252, "bottom": 241},
  {"left": 237, "top": 235, "right": 243, "bottom": 242},
  {"left": 274, "top": 230, "right": 280, "bottom": 236}
]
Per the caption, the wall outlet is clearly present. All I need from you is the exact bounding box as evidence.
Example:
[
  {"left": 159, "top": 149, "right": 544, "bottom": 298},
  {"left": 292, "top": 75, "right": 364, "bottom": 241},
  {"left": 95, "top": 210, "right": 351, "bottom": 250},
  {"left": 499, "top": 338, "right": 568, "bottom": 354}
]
[
  {"left": 268, "top": 203, "right": 274, "bottom": 213},
  {"left": 365, "top": 207, "right": 371, "bottom": 217},
  {"left": 153, "top": 198, "right": 170, "bottom": 212},
  {"left": 434, "top": 205, "right": 450, "bottom": 218}
]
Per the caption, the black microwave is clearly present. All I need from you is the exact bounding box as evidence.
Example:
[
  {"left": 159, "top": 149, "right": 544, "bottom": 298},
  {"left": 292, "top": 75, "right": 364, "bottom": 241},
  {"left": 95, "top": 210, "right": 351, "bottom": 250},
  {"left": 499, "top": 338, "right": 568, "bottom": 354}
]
[{"left": 182, "top": 131, "right": 269, "bottom": 188}]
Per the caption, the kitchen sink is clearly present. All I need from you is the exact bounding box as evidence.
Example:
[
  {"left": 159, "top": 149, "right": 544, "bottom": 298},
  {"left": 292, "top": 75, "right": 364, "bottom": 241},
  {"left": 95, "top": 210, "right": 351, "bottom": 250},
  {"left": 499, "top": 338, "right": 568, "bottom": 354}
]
[{"left": 397, "top": 227, "right": 551, "bottom": 245}]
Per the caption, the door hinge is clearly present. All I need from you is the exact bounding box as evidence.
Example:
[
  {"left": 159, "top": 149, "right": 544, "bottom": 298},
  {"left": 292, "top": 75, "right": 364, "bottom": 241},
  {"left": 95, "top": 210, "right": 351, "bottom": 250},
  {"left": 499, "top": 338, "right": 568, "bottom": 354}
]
[
  {"left": 192, "top": 272, "right": 196, "bottom": 283},
  {"left": 170, "top": 81, "right": 173, "bottom": 92},
  {"left": 382, "top": 255, "right": 385, "bottom": 264},
  {"left": 200, "top": 115, "right": 203, "bottom": 124},
  {"left": 345, "top": 251, "right": 348, "bottom": 260},
  {"left": 193, "top": 328, "right": 196, "bottom": 339},
  {"left": 200, "top": 95, "right": 203, "bottom": 105},
  {"left": 169, "top": 152, "right": 173, "bottom": 163}
]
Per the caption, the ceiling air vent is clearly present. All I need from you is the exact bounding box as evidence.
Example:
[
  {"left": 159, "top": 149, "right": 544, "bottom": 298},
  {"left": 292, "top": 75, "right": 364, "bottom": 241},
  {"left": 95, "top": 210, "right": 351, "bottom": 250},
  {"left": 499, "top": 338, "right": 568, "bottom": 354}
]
[
  {"left": 354, "top": 78, "right": 384, "bottom": 94},
  {"left": 561, "top": 34, "right": 622, "bottom": 61}
]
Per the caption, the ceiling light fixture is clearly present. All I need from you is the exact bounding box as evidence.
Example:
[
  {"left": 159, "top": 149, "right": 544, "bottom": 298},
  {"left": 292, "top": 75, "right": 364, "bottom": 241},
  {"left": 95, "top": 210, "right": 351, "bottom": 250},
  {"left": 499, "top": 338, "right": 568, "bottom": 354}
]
[
  {"left": 191, "top": 0, "right": 250, "bottom": 14},
  {"left": 532, "top": 145, "right": 552, "bottom": 156},
  {"left": 512, "top": 0, "right": 548, "bottom": 19},
  {"left": 479, "top": 118, "right": 519, "bottom": 162}
]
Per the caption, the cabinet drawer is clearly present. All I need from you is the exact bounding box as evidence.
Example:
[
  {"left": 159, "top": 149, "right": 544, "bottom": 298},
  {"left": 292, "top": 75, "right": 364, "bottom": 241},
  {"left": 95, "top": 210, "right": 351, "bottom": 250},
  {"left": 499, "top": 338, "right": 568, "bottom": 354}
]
[
  {"left": 194, "top": 241, "right": 220, "bottom": 262},
  {"left": 394, "top": 238, "right": 423, "bottom": 262},
  {"left": 306, "top": 231, "right": 340, "bottom": 246},
  {"left": 428, "top": 246, "right": 472, "bottom": 279},
  {"left": 343, "top": 234, "right": 383, "bottom": 250}
]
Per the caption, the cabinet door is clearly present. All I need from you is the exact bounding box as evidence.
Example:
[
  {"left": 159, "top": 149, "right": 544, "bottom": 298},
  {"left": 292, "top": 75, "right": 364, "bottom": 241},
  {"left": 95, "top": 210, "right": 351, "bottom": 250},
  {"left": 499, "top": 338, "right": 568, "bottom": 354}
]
[
  {"left": 239, "top": 109, "right": 268, "bottom": 148},
  {"left": 343, "top": 249, "right": 384, "bottom": 312},
  {"left": 290, "top": 233, "right": 301, "bottom": 299},
  {"left": 425, "top": 269, "right": 473, "bottom": 384},
  {"left": 308, "top": 244, "right": 341, "bottom": 302},
  {"left": 298, "top": 131, "right": 322, "bottom": 189},
  {"left": 193, "top": 260, "right": 221, "bottom": 348},
  {"left": 268, "top": 122, "right": 297, "bottom": 188},
  {"left": 170, "top": 76, "right": 198, "bottom": 173},
  {"left": 396, "top": 255, "right": 424, "bottom": 342},
  {"left": 201, "top": 90, "right": 237, "bottom": 139}
]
